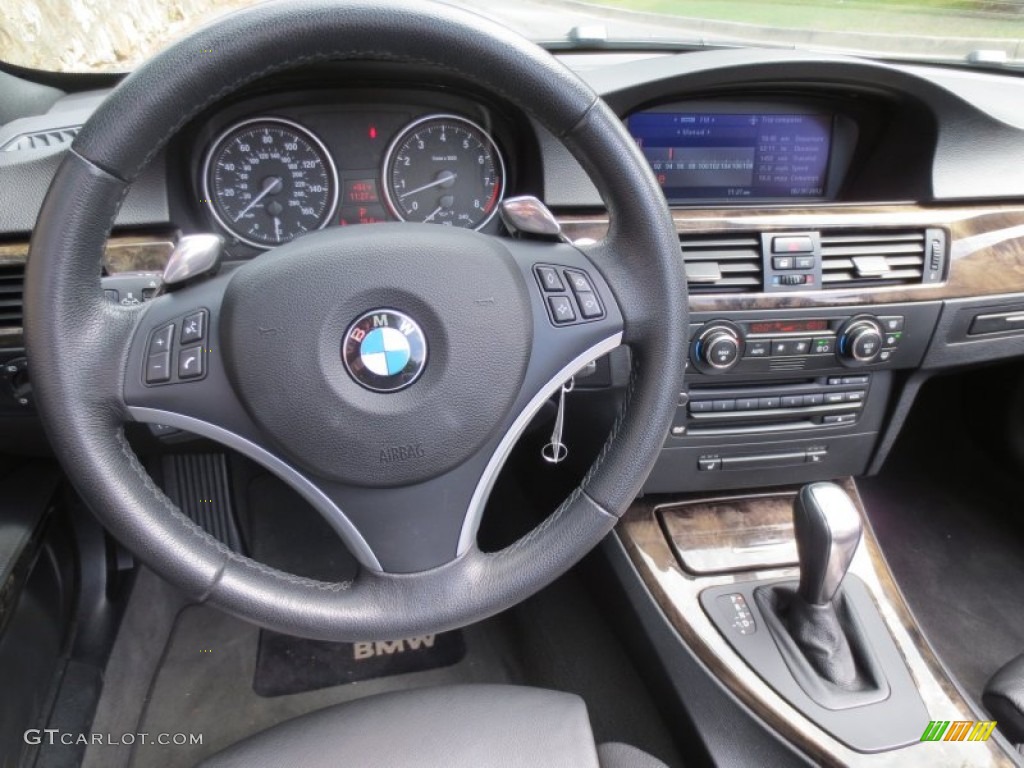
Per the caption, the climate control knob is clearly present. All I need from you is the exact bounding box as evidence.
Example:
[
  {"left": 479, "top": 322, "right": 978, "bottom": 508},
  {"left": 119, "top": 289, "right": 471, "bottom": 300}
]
[
  {"left": 837, "top": 316, "right": 884, "bottom": 366},
  {"left": 693, "top": 321, "right": 744, "bottom": 373}
]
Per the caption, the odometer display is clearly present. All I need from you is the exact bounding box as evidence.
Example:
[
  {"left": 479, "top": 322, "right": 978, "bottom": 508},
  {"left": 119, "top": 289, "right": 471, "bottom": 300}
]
[
  {"left": 383, "top": 115, "right": 505, "bottom": 230},
  {"left": 203, "top": 117, "right": 337, "bottom": 247}
]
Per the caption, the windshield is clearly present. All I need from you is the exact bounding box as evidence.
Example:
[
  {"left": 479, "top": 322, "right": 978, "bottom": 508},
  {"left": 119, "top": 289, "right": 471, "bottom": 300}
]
[{"left": 2, "top": 0, "right": 1022, "bottom": 72}]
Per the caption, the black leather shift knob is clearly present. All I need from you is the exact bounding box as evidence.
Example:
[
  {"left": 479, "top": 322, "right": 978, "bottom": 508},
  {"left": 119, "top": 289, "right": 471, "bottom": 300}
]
[{"left": 794, "top": 483, "right": 863, "bottom": 606}]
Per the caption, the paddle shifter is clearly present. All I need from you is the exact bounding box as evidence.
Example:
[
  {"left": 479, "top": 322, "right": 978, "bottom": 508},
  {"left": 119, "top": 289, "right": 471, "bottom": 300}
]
[{"left": 786, "top": 482, "right": 864, "bottom": 687}]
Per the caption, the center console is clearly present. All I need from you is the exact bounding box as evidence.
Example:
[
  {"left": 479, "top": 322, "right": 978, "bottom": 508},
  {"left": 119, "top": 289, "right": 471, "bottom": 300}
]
[
  {"left": 645, "top": 302, "right": 942, "bottom": 493},
  {"left": 614, "top": 481, "right": 1018, "bottom": 766}
]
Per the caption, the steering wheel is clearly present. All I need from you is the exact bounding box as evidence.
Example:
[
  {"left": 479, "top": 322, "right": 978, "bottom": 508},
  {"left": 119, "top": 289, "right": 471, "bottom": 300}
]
[{"left": 24, "top": 0, "right": 686, "bottom": 641}]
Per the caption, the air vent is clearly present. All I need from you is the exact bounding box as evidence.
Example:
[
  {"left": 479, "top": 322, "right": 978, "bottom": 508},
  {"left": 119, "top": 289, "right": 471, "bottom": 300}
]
[
  {"left": 820, "top": 229, "right": 929, "bottom": 288},
  {"left": 1, "top": 126, "right": 80, "bottom": 152},
  {"left": 680, "top": 233, "right": 763, "bottom": 293},
  {"left": 0, "top": 263, "right": 24, "bottom": 330}
]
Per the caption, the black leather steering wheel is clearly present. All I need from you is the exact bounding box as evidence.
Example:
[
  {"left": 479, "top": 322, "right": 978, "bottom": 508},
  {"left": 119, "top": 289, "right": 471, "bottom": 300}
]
[{"left": 24, "top": 0, "right": 686, "bottom": 641}]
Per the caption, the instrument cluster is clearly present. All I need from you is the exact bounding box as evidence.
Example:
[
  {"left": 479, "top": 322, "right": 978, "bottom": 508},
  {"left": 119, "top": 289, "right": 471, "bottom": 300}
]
[{"left": 193, "top": 92, "right": 513, "bottom": 251}]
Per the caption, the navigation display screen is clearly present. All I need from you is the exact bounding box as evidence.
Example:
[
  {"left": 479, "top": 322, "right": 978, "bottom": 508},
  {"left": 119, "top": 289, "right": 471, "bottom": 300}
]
[{"left": 626, "top": 111, "right": 834, "bottom": 201}]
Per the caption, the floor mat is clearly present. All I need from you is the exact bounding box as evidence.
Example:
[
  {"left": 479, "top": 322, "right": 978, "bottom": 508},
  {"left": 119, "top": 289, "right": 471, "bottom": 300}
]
[
  {"left": 859, "top": 375, "right": 1024, "bottom": 704},
  {"left": 253, "top": 629, "right": 467, "bottom": 696},
  {"left": 127, "top": 606, "right": 521, "bottom": 767}
]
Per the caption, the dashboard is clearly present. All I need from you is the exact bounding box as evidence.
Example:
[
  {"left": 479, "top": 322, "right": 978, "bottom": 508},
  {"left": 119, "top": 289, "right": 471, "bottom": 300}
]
[{"left": 2, "top": 48, "right": 1024, "bottom": 495}]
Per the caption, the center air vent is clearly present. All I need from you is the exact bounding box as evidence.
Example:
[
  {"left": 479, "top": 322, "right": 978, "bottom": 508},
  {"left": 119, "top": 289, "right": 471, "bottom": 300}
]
[
  {"left": 680, "top": 233, "right": 763, "bottom": 293},
  {"left": 0, "top": 263, "right": 25, "bottom": 331},
  {"left": 820, "top": 228, "right": 944, "bottom": 287}
]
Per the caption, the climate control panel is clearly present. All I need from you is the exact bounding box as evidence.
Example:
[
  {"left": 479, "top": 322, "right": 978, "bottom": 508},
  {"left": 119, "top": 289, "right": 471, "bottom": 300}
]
[{"left": 689, "top": 307, "right": 927, "bottom": 376}]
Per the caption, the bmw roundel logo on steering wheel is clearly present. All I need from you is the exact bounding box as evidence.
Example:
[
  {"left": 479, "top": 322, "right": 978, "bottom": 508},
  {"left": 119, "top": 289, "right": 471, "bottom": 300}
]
[{"left": 342, "top": 309, "right": 427, "bottom": 392}]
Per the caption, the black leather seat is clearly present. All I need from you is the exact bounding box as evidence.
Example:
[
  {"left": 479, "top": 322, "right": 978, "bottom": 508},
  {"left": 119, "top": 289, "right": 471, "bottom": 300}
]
[
  {"left": 984, "top": 653, "right": 1024, "bottom": 747},
  {"left": 198, "top": 684, "right": 670, "bottom": 768}
]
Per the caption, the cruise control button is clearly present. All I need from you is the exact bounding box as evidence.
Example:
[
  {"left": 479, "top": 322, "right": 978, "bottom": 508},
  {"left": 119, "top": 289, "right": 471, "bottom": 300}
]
[
  {"left": 145, "top": 352, "right": 171, "bottom": 384},
  {"left": 149, "top": 324, "right": 174, "bottom": 355},
  {"left": 564, "top": 270, "right": 593, "bottom": 294},
  {"left": 181, "top": 311, "right": 206, "bottom": 344},
  {"left": 547, "top": 296, "right": 576, "bottom": 324},
  {"left": 536, "top": 266, "right": 564, "bottom": 292},
  {"left": 178, "top": 346, "right": 205, "bottom": 379},
  {"left": 576, "top": 292, "right": 603, "bottom": 319}
]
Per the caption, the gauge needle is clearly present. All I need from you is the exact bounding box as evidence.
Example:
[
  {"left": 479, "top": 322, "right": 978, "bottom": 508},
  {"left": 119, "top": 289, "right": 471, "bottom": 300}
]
[
  {"left": 423, "top": 206, "right": 443, "bottom": 223},
  {"left": 399, "top": 172, "right": 457, "bottom": 200},
  {"left": 273, "top": 217, "right": 282, "bottom": 242},
  {"left": 234, "top": 176, "right": 283, "bottom": 221}
]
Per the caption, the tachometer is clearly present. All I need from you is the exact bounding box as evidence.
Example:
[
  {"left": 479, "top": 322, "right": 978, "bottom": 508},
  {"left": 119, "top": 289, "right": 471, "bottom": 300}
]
[
  {"left": 203, "top": 117, "right": 338, "bottom": 247},
  {"left": 382, "top": 114, "right": 505, "bottom": 230}
]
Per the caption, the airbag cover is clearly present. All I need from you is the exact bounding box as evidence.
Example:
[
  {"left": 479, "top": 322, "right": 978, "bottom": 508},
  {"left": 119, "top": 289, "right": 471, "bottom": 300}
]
[{"left": 220, "top": 224, "right": 531, "bottom": 486}]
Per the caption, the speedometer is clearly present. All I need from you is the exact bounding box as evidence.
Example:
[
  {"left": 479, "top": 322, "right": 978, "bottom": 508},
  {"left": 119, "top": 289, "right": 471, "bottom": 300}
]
[
  {"left": 203, "top": 117, "right": 338, "bottom": 247},
  {"left": 382, "top": 115, "right": 505, "bottom": 230}
]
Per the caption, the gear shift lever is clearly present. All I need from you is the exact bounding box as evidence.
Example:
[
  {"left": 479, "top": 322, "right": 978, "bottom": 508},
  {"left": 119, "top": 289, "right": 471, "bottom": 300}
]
[
  {"left": 782, "top": 482, "right": 864, "bottom": 688},
  {"left": 794, "top": 483, "right": 863, "bottom": 606}
]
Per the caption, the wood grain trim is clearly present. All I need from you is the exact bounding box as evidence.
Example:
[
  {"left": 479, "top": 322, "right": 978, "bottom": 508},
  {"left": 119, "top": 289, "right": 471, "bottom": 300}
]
[
  {"left": 560, "top": 204, "right": 1024, "bottom": 311},
  {"left": 618, "top": 481, "right": 1016, "bottom": 766},
  {"left": 0, "top": 234, "right": 175, "bottom": 273},
  {"left": 0, "top": 234, "right": 174, "bottom": 348}
]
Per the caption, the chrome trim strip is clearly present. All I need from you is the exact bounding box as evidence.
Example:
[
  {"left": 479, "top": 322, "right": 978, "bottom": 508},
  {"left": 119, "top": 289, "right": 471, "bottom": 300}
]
[
  {"left": 126, "top": 406, "right": 383, "bottom": 572},
  {"left": 457, "top": 332, "right": 624, "bottom": 556}
]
